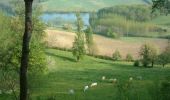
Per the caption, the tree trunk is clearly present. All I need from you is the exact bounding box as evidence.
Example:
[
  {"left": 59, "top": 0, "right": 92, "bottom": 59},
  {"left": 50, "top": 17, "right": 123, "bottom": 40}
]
[
  {"left": 77, "top": 56, "right": 80, "bottom": 62},
  {"left": 20, "top": 0, "right": 33, "bottom": 100},
  {"left": 151, "top": 61, "right": 154, "bottom": 67}
]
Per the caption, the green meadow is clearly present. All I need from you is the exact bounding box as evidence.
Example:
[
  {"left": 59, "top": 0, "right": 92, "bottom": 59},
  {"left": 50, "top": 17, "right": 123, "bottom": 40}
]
[{"left": 1, "top": 49, "right": 169, "bottom": 100}]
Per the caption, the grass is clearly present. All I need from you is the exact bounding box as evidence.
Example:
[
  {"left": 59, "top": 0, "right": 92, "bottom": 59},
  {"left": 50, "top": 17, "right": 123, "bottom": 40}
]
[
  {"left": 1, "top": 49, "right": 170, "bottom": 100},
  {"left": 39, "top": 0, "right": 150, "bottom": 12},
  {"left": 151, "top": 15, "right": 170, "bottom": 27},
  {"left": 0, "top": 0, "right": 151, "bottom": 13}
]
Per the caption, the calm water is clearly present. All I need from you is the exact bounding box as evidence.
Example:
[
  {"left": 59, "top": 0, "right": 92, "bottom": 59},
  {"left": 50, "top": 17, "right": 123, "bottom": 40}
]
[{"left": 41, "top": 13, "right": 90, "bottom": 26}]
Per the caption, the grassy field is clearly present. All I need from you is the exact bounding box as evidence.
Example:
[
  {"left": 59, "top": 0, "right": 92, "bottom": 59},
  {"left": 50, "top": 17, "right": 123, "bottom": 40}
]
[
  {"left": 0, "top": 0, "right": 151, "bottom": 12},
  {"left": 36, "top": 0, "right": 150, "bottom": 12},
  {"left": 1, "top": 49, "right": 170, "bottom": 100},
  {"left": 25, "top": 49, "right": 170, "bottom": 100},
  {"left": 151, "top": 15, "right": 170, "bottom": 26},
  {"left": 45, "top": 29, "right": 168, "bottom": 59},
  {"left": 0, "top": 0, "right": 151, "bottom": 13}
]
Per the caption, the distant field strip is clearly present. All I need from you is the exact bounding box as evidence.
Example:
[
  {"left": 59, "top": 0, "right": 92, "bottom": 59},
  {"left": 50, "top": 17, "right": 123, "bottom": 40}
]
[{"left": 45, "top": 29, "right": 167, "bottom": 58}]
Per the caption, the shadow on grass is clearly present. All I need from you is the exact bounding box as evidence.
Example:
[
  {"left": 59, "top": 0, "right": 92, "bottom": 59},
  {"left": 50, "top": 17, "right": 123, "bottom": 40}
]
[
  {"left": 97, "top": 61, "right": 133, "bottom": 69},
  {"left": 46, "top": 51, "right": 76, "bottom": 62}
]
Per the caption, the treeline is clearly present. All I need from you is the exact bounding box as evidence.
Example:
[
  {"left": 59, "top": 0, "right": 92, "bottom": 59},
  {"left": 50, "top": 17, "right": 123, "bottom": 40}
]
[
  {"left": 89, "top": 5, "right": 167, "bottom": 38},
  {"left": 97, "top": 5, "right": 158, "bottom": 22}
]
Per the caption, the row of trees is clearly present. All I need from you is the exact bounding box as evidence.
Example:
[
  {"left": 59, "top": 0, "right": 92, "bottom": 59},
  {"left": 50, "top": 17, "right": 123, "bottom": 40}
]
[
  {"left": 137, "top": 42, "right": 170, "bottom": 67},
  {"left": 72, "top": 13, "right": 95, "bottom": 62},
  {"left": 97, "top": 5, "right": 159, "bottom": 22},
  {"left": 89, "top": 5, "right": 166, "bottom": 38}
]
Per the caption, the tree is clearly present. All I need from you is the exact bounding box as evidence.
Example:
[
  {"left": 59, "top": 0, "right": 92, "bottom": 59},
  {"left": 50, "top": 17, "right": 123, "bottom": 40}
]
[
  {"left": 72, "top": 13, "right": 86, "bottom": 61},
  {"left": 85, "top": 25, "right": 95, "bottom": 55},
  {"left": 158, "top": 43, "right": 170, "bottom": 67},
  {"left": 20, "top": 0, "right": 33, "bottom": 100},
  {"left": 112, "top": 50, "right": 122, "bottom": 61},
  {"left": 0, "top": 2, "right": 46, "bottom": 99},
  {"left": 150, "top": 45, "right": 158, "bottom": 67},
  {"left": 139, "top": 43, "right": 158, "bottom": 67},
  {"left": 152, "top": 0, "right": 170, "bottom": 15}
]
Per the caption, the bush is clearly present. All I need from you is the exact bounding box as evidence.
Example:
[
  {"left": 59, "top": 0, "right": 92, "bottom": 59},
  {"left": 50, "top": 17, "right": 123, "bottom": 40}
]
[
  {"left": 126, "top": 53, "right": 133, "bottom": 62},
  {"left": 107, "top": 28, "right": 120, "bottom": 38},
  {"left": 134, "top": 60, "right": 140, "bottom": 67},
  {"left": 62, "top": 24, "right": 72, "bottom": 31},
  {"left": 112, "top": 50, "right": 122, "bottom": 61}
]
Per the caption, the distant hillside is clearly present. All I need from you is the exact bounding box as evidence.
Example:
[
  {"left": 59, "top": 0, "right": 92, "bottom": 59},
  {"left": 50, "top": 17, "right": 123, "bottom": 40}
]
[
  {"left": 45, "top": 29, "right": 167, "bottom": 59},
  {"left": 39, "top": 0, "right": 152, "bottom": 12},
  {"left": 0, "top": 0, "right": 152, "bottom": 13}
]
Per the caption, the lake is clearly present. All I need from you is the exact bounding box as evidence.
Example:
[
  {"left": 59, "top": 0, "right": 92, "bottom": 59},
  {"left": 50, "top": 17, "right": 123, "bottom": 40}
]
[{"left": 41, "top": 13, "right": 90, "bottom": 26}]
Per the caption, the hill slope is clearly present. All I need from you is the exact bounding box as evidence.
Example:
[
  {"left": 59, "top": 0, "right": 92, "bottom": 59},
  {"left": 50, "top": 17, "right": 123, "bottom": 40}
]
[
  {"left": 0, "top": 0, "right": 151, "bottom": 12},
  {"left": 40, "top": 0, "right": 151, "bottom": 12},
  {"left": 45, "top": 29, "right": 167, "bottom": 59}
]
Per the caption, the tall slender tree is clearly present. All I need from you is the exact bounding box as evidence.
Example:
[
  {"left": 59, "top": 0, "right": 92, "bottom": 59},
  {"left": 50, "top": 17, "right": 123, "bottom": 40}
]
[
  {"left": 20, "top": 0, "right": 33, "bottom": 100},
  {"left": 72, "top": 13, "right": 86, "bottom": 61}
]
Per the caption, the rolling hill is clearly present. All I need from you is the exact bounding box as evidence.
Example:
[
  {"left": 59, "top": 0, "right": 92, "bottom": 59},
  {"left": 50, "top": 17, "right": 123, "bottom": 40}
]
[
  {"left": 0, "top": 0, "right": 152, "bottom": 12},
  {"left": 45, "top": 29, "right": 168, "bottom": 59},
  {"left": 39, "top": 0, "right": 152, "bottom": 12}
]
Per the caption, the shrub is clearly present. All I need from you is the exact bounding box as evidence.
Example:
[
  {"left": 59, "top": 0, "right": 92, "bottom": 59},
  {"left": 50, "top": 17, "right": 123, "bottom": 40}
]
[
  {"left": 62, "top": 24, "right": 72, "bottom": 31},
  {"left": 134, "top": 60, "right": 140, "bottom": 67},
  {"left": 107, "top": 28, "right": 120, "bottom": 38},
  {"left": 112, "top": 50, "right": 122, "bottom": 61},
  {"left": 126, "top": 53, "right": 133, "bottom": 62}
]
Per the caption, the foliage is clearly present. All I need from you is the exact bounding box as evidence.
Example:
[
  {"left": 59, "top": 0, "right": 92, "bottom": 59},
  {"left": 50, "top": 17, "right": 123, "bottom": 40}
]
[
  {"left": 89, "top": 6, "right": 162, "bottom": 37},
  {"left": 85, "top": 25, "right": 96, "bottom": 55},
  {"left": 0, "top": 4, "right": 47, "bottom": 99},
  {"left": 72, "top": 13, "right": 86, "bottom": 61},
  {"left": 112, "top": 50, "right": 122, "bottom": 61},
  {"left": 98, "top": 5, "right": 157, "bottom": 22},
  {"left": 62, "top": 24, "right": 73, "bottom": 31},
  {"left": 139, "top": 43, "right": 158, "bottom": 67},
  {"left": 134, "top": 60, "right": 140, "bottom": 67},
  {"left": 152, "top": 0, "right": 170, "bottom": 15},
  {"left": 157, "top": 43, "right": 170, "bottom": 67},
  {"left": 107, "top": 28, "right": 120, "bottom": 39},
  {"left": 126, "top": 53, "right": 134, "bottom": 62}
]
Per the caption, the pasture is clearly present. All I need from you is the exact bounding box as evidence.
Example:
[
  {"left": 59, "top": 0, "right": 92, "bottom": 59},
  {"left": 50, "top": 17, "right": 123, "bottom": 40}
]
[{"left": 1, "top": 49, "right": 169, "bottom": 100}]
